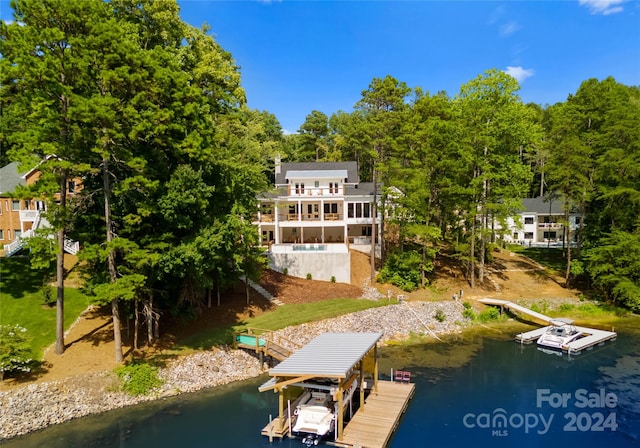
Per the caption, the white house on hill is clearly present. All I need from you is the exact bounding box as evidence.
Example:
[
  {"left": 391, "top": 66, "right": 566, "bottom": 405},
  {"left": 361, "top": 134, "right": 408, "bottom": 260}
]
[
  {"left": 503, "top": 196, "right": 581, "bottom": 246},
  {"left": 254, "top": 160, "right": 381, "bottom": 283}
]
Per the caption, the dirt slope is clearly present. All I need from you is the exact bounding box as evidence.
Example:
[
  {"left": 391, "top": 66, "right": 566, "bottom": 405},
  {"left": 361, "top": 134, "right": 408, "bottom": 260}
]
[{"left": 0, "top": 248, "right": 577, "bottom": 390}]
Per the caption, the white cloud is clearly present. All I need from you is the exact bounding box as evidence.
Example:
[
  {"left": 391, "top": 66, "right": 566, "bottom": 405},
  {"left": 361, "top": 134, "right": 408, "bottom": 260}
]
[
  {"left": 504, "top": 66, "right": 535, "bottom": 83},
  {"left": 579, "top": 0, "right": 626, "bottom": 15},
  {"left": 487, "top": 6, "right": 506, "bottom": 25},
  {"left": 499, "top": 21, "right": 521, "bottom": 37}
]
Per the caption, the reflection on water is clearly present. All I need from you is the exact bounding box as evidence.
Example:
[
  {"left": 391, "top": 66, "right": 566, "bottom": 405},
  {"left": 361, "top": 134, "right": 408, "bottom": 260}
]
[{"left": 4, "top": 317, "right": 640, "bottom": 448}]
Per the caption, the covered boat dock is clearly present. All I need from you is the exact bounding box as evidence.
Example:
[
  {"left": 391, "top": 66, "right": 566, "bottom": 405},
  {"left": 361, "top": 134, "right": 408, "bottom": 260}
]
[{"left": 258, "top": 332, "right": 414, "bottom": 447}]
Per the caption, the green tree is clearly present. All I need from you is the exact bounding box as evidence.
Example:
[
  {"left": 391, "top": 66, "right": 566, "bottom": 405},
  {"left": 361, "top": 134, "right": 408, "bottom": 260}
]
[
  {"left": 298, "top": 110, "right": 330, "bottom": 161},
  {"left": 585, "top": 230, "right": 640, "bottom": 311},
  {"left": 546, "top": 78, "right": 640, "bottom": 290},
  {"left": 355, "top": 75, "right": 412, "bottom": 279},
  {"left": 1, "top": 0, "right": 106, "bottom": 354},
  {"left": 454, "top": 69, "right": 539, "bottom": 288}
]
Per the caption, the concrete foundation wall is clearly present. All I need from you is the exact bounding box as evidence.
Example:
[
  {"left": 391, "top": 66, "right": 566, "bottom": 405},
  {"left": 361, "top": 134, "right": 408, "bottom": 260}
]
[{"left": 268, "top": 252, "right": 351, "bottom": 283}]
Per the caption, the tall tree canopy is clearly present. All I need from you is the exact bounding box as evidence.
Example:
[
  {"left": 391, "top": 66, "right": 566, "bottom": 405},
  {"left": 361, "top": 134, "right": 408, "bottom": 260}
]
[{"left": 1, "top": 0, "right": 273, "bottom": 361}]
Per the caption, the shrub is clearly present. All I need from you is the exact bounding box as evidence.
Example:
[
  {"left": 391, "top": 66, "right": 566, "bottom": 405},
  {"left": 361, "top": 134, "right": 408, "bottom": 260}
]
[
  {"left": 306, "top": 273, "right": 312, "bottom": 280},
  {"left": 377, "top": 251, "right": 422, "bottom": 292},
  {"left": 462, "top": 308, "right": 476, "bottom": 320},
  {"left": 434, "top": 309, "right": 446, "bottom": 323},
  {"left": 0, "top": 324, "right": 34, "bottom": 381},
  {"left": 114, "top": 362, "right": 163, "bottom": 396},
  {"left": 558, "top": 303, "right": 575, "bottom": 313},
  {"left": 462, "top": 301, "right": 472, "bottom": 310},
  {"left": 283, "top": 268, "right": 288, "bottom": 275},
  {"left": 330, "top": 276, "right": 336, "bottom": 283},
  {"left": 41, "top": 283, "right": 55, "bottom": 306},
  {"left": 477, "top": 307, "right": 501, "bottom": 323}
]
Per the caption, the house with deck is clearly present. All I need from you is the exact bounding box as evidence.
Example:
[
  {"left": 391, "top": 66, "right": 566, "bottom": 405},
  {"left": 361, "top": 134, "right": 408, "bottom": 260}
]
[
  {"left": 503, "top": 196, "right": 581, "bottom": 246},
  {"left": 0, "top": 161, "right": 79, "bottom": 257},
  {"left": 254, "top": 160, "right": 381, "bottom": 283}
]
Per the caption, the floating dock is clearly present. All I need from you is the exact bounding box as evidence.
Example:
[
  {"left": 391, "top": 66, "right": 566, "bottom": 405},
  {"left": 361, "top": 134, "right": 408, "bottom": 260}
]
[
  {"left": 478, "top": 298, "right": 617, "bottom": 355},
  {"left": 515, "top": 325, "right": 617, "bottom": 354}
]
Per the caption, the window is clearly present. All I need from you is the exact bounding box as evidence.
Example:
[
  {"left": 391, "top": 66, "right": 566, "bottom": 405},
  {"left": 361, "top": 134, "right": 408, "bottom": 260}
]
[
  {"left": 329, "top": 182, "right": 339, "bottom": 194},
  {"left": 323, "top": 203, "right": 338, "bottom": 214},
  {"left": 513, "top": 232, "right": 519, "bottom": 239},
  {"left": 36, "top": 201, "right": 46, "bottom": 211},
  {"left": 361, "top": 226, "right": 372, "bottom": 236},
  {"left": 363, "top": 203, "right": 370, "bottom": 218},
  {"left": 294, "top": 183, "right": 305, "bottom": 194},
  {"left": 575, "top": 216, "right": 581, "bottom": 225},
  {"left": 356, "top": 203, "right": 362, "bottom": 218},
  {"left": 314, "top": 181, "right": 319, "bottom": 188},
  {"left": 14, "top": 229, "right": 21, "bottom": 239},
  {"left": 24, "top": 200, "right": 31, "bottom": 209},
  {"left": 12, "top": 200, "right": 20, "bottom": 211},
  {"left": 524, "top": 217, "right": 534, "bottom": 225},
  {"left": 524, "top": 232, "right": 534, "bottom": 240},
  {"left": 347, "top": 203, "right": 354, "bottom": 218},
  {"left": 543, "top": 231, "right": 557, "bottom": 240},
  {"left": 0, "top": 229, "right": 3, "bottom": 240}
]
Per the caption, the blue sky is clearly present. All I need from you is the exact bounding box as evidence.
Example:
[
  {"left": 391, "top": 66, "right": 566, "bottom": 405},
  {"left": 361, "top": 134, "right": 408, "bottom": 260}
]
[{"left": 2, "top": 1, "right": 639, "bottom": 134}]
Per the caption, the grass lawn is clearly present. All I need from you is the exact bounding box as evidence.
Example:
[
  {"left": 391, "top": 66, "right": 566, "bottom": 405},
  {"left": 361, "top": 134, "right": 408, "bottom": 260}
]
[
  {"left": 0, "top": 256, "right": 91, "bottom": 358},
  {"left": 176, "top": 298, "right": 390, "bottom": 351}
]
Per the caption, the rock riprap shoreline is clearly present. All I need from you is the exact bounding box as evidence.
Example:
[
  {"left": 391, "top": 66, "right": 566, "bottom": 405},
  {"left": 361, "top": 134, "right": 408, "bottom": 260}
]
[{"left": 0, "top": 300, "right": 465, "bottom": 441}]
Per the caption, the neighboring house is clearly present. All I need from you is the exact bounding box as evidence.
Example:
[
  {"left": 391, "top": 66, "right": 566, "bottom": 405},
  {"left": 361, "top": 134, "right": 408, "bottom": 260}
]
[
  {"left": 503, "top": 196, "right": 581, "bottom": 246},
  {"left": 255, "top": 160, "right": 381, "bottom": 283},
  {"left": 0, "top": 161, "right": 80, "bottom": 257}
]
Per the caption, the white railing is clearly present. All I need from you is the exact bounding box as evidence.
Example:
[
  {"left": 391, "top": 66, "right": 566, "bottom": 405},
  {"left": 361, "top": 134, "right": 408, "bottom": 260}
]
[
  {"left": 3, "top": 227, "right": 35, "bottom": 256},
  {"left": 64, "top": 239, "right": 79, "bottom": 255},
  {"left": 19, "top": 209, "right": 40, "bottom": 222},
  {"left": 3, "top": 214, "right": 79, "bottom": 256}
]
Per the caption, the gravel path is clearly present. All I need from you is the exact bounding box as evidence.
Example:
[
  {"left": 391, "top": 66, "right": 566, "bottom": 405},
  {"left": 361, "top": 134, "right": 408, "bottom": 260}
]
[{"left": 0, "top": 300, "right": 466, "bottom": 441}]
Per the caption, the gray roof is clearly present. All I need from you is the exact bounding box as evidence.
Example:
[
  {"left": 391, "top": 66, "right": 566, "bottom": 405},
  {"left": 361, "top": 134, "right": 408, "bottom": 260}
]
[
  {"left": 521, "top": 196, "right": 575, "bottom": 215},
  {"left": 344, "top": 182, "right": 379, "bottom": 197},
  {"left": 285, "top": 169, "right": 349, "bottom": 180},
  {"left": 275, "top": 162, "right": 359, "bottom": 185},
  {"left": 268, "top": 332, "right": 382, "bottom": 378},
  {"left": 0, "top": 162, "right": 26, "bottom": 195}
]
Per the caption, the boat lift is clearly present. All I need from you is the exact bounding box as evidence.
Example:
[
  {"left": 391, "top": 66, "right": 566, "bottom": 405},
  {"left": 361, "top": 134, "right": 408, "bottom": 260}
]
[{"left": 478, "top": 298, "right": 617, "bottom": 355}]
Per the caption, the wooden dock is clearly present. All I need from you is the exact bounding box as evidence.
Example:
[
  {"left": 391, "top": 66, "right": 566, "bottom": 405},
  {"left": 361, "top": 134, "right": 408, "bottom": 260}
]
[
  {"left": 478, "top": 298, "right": 552, "bottom": 324},
  {"left": 335, "top": 380, "right": 415, "bottom": 448},
  {"left": 234, "top": 328, "right": 301, "bottom": 363}
]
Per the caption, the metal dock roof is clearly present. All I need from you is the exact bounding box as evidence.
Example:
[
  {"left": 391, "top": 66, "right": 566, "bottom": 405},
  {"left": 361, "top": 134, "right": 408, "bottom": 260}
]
[{"left": 268, "top": 332, "right": 382, "bottom": 379}]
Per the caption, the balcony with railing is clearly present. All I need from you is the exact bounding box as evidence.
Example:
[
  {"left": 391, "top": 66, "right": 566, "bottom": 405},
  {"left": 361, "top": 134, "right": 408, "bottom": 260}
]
[
  {"left": 279, "top": 213, "right": 343, "bottom": 222},
  {"left": 538, "top": 222, "right": 563, "bottom": 229},
  {"left": 287, "top": 186, "right": 343, "bottom": 197}
]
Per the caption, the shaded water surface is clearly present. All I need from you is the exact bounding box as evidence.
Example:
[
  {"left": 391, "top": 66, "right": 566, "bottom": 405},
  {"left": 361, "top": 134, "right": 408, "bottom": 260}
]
[{"left": 5, "top": 320, "right": 639, "bottom": 448}]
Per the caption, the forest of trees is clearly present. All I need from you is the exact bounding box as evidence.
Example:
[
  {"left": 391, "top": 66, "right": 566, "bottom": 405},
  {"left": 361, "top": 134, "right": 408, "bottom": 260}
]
[{"left": 1, "top": 0, "right": 638, "bottom": 361}]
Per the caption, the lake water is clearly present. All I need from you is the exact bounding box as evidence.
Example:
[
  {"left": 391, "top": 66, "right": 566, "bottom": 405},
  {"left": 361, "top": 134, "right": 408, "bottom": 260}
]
[{"left": 5, "top": 320, "right": 640, "bottom": 448}]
